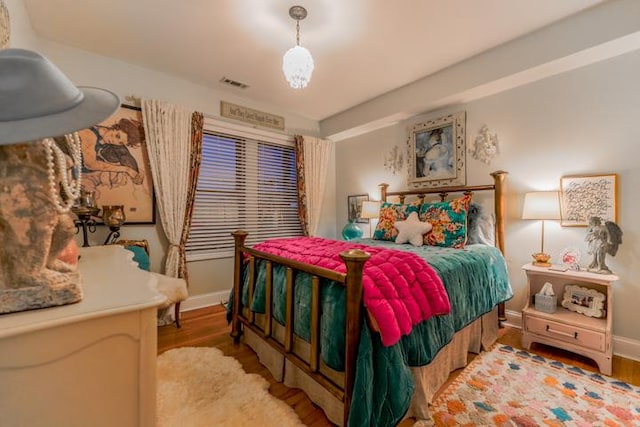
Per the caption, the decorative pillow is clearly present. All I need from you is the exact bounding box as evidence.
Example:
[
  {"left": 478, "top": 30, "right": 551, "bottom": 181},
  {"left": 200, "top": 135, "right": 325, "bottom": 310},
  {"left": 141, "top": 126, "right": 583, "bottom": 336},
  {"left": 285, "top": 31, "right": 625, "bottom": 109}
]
[
  {"left": 467, "top": 202, "right": 496, "bottom": 246},
  {"left": 419, "top": 194, "right": 471, "bottom": 248},
  {"left": 125, "top": 245, "right": 151, "bottom": 271},
  {"left": 394, "top": 212, "right": 433, "bottom": 246},
  {"left": 372, "top": 201, "right": 421, "bottom": 241}
]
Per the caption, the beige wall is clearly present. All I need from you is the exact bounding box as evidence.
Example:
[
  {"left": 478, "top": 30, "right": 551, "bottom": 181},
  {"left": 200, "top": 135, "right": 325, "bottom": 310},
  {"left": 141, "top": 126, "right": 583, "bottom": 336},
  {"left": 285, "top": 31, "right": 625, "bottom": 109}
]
[{"left": 336, "top": 50, "right": 640, "bottom": 344}]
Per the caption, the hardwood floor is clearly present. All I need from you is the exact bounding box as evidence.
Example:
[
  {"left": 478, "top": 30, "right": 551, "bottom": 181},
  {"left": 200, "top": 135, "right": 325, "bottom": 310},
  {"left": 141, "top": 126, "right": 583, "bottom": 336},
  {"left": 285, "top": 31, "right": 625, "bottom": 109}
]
[{"left": 158, "top": 305, "right": 640, "bottom": 426}]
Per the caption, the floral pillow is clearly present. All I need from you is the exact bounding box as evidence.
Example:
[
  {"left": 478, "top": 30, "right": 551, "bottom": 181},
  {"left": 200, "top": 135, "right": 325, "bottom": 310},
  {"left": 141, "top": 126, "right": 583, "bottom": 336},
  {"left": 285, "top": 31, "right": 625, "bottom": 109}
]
[
  {"left": 373, "top": 201, "right": 421, "bottom": 241},
  {"left": 418, "top": 195, "right": 471, "bottom": 248}
]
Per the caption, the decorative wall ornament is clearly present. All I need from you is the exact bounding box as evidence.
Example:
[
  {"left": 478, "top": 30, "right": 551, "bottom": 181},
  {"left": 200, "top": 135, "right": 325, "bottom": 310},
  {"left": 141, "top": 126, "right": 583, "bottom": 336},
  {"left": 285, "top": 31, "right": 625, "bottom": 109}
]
[
  {"left": 407, "top": 111, "right": 466, "bottom": 189},
  {"left": 469, "top": 125, "right": 499, "bottom": 165},
  {"left": 383, "top": 145, "right": 404, "bottom": 175},
  {"left": 1, "top": 0, "right": 10, "bottom": 49}
]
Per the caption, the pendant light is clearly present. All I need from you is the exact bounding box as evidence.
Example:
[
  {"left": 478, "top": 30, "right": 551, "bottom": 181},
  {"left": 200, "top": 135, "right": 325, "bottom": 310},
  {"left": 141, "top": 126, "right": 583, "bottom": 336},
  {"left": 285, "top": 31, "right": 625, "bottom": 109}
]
[{"left": 282, "top": 5, "right": 314, "bottom": 89}]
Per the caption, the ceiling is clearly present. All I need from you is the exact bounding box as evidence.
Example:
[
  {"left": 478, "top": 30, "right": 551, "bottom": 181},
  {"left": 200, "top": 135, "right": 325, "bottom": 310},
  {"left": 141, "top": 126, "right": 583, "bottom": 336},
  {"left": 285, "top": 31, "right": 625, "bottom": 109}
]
[{"left": 23, "top": 0, "right": 605, "bottom": 121}]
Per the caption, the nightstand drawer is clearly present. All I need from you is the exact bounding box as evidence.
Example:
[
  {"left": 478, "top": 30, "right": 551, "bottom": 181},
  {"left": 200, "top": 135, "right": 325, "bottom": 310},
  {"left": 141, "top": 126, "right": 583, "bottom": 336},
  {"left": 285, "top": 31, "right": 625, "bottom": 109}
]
[{"left": 526, "top": 316, "right": 605, "bottom": 352}]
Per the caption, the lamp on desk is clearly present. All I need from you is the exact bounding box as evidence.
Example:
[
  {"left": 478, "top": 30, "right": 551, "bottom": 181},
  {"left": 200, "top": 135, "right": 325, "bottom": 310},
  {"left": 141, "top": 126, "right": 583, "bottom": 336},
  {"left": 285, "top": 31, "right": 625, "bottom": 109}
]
[
  {"left": 360, "top": 201, "right": 381, "bottom": 238},
  {"left": 522, "top": 191, "right": 561, "bottom": 267}
]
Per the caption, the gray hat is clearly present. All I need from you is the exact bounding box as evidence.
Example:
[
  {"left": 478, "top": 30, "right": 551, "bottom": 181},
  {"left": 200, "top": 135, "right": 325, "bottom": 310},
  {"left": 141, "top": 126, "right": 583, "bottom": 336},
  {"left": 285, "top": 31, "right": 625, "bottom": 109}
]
[{"left": 0, "top": 48, "right": 120, "bottom": 145}]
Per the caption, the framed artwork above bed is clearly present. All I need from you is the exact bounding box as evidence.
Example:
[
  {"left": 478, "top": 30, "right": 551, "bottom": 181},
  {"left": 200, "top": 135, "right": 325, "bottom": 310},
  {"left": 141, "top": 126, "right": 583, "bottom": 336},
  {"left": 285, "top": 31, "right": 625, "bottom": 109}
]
[{"left": 407, "top": 111, "right": 466, "bottom": 189}]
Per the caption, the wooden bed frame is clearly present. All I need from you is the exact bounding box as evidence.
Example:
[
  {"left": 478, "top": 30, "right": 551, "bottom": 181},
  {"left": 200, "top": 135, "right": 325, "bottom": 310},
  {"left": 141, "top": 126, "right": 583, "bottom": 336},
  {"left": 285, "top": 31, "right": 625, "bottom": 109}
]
[{"left": 230, "top": 170, "right": 507, "bottom": 426}]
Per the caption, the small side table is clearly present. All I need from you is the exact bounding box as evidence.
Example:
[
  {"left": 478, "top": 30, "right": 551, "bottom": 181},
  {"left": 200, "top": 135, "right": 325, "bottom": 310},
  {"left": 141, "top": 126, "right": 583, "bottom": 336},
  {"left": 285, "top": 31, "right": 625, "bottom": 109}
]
[{"left": 521, "top": 263, "right": 617, "bottom": 375}]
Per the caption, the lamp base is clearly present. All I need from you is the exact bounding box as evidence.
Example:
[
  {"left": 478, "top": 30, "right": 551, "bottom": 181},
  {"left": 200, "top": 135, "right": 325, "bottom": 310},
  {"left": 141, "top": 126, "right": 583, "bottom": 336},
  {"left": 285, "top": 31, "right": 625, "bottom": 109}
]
[{"left": 532, "top": 252, "right": 552, "bottom": 267}]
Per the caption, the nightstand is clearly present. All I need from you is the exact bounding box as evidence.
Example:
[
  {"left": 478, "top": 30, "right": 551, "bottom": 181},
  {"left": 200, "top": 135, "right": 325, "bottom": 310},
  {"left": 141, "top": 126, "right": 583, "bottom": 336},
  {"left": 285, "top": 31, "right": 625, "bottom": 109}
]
[{"left": 521, "top": 263, "right": 618, "bottom": 375}]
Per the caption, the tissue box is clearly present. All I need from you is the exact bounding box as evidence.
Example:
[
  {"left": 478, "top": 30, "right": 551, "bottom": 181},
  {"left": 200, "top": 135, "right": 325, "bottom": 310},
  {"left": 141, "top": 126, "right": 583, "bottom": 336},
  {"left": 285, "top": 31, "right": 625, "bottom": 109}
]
[{"left": 535, "top": 294, "right": 557, "bottom": 314}]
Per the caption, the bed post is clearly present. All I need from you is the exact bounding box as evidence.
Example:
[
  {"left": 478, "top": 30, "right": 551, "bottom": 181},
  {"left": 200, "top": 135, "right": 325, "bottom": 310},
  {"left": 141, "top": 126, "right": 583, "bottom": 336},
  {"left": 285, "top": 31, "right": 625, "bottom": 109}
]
[
  {"left": 490, "top": 171, "right": 508, "bottom": 322},
  {"left": 340, "top": 249, "right": 370, "bottom": 427},
  {"left": 231, "top": 230, "right": 248, "bottom": 342}
]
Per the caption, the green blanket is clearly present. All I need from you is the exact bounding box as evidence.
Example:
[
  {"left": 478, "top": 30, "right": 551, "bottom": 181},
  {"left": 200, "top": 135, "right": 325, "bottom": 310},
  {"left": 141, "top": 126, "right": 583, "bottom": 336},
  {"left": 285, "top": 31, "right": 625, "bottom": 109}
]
[{"left": 238, "top": 241, "right": 512, "bottom": 426}]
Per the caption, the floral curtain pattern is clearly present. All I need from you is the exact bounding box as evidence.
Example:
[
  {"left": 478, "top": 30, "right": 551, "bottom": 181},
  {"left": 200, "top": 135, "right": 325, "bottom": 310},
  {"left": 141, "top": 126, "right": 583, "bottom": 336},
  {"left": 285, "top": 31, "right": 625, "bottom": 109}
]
[
  {"left": 178, "top": 111, "right": 204, "bottom": 281},
  {"left": 294, "top": 135, "right": 309, "bottom": 236}
]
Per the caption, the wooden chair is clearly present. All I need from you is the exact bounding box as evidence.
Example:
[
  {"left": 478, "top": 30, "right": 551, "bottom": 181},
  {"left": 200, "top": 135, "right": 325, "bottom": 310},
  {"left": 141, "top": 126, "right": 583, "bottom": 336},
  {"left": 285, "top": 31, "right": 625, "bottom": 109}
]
[{"left": 116, "top": 239, "right": 188, "bottom": 328}]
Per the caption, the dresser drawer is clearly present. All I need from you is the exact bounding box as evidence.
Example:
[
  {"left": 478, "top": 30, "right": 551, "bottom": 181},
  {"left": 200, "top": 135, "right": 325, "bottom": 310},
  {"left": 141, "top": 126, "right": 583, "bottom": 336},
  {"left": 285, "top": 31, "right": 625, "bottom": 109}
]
[{"left": 525, "top": 315, "right": 605, "bottom": 352}]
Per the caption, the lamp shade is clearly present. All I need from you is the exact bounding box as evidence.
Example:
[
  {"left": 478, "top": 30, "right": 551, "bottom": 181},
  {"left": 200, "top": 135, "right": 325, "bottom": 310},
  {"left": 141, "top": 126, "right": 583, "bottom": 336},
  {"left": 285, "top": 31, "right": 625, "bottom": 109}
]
[
  {"left": 522, "top": 191, "right": 561, "bottom": 220},
  {"left": 360, "top": 201, "right": 380, "bottom": 219}
]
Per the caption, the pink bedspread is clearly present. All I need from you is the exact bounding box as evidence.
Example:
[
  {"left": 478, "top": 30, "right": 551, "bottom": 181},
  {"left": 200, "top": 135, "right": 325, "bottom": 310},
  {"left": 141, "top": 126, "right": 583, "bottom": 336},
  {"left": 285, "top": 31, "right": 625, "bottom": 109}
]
[{"left": 252, "top": 237, "right": 451, "bottom": 346}]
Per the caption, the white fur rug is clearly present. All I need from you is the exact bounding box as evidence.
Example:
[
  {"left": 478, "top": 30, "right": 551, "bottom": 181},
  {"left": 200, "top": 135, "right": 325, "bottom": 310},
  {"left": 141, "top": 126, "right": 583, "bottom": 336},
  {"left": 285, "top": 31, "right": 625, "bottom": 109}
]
[{"left": 157, "top": 347, "right": 305, "bottom": 427}]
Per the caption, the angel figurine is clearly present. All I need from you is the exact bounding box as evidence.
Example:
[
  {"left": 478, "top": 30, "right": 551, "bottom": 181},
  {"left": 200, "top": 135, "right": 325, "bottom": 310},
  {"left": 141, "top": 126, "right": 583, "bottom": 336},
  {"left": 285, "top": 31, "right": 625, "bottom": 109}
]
[{"left": 585, "top": 216, "right": 623, "bottom": 274}]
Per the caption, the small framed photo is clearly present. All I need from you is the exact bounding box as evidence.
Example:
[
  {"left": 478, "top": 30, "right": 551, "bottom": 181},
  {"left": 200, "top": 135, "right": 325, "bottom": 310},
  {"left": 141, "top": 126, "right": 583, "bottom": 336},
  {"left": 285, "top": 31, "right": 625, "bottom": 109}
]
[
  {"left": 561, "top": 284, "right": 605, "bottom": 318},
  {"left": 560, "top": 174, "right": 617, "bottom": 227},
  {"left": 347, "top": 194, "right": 369, "bottom": 224},
  {"left": 406, "top": 111, "right": 466, "bottom": 189}
]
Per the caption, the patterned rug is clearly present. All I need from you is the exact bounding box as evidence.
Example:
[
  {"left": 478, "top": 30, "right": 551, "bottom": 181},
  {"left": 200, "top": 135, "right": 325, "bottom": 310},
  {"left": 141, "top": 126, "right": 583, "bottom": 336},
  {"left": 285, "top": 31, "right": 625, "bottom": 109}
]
[{"left": 418, "top": 345, "right": 640, "bottom": 426}]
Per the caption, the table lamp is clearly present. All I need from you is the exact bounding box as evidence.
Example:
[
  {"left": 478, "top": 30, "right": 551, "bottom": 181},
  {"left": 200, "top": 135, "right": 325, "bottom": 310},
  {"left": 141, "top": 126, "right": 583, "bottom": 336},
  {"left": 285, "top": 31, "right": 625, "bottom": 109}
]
[
  {"left": 522, "top": 191, "right": 561, "bottom": 267},
  {"left": 360, "top": 201, "right": 381, "bottom": 238}
]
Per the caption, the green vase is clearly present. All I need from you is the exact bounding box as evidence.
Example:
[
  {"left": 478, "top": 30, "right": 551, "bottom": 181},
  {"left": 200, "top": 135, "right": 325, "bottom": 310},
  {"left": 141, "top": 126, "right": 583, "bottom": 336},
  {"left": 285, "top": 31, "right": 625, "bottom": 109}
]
[{"left": 342, "top": 220, "right": 363, "bottom": 240}]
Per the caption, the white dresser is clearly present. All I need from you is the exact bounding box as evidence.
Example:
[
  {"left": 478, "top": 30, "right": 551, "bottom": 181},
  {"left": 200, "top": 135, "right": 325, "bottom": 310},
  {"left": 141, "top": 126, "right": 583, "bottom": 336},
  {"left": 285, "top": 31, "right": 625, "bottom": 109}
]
[{"left": 0, "top": 245, "right": 165, "bottom": 427}]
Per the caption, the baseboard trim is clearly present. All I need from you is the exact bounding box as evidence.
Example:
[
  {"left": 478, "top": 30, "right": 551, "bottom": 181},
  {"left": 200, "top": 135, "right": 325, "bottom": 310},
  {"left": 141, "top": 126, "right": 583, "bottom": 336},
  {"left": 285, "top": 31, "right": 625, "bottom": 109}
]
[
  {"left": 181, "top": 290, "right": 229, "bottom": 312},
  {"left": 504, "top": 309, "right": 640, "bottom": 362}
]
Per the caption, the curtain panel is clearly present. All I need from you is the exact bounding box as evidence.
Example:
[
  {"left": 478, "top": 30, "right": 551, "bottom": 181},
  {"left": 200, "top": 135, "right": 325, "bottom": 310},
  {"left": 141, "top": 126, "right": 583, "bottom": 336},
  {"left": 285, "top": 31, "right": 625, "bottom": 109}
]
[
  {"left": 295, "top": 135, "right": 333, "bottom": 237},
  {"left": 141, "top": 99, "right": 194, "bottom": 278}
]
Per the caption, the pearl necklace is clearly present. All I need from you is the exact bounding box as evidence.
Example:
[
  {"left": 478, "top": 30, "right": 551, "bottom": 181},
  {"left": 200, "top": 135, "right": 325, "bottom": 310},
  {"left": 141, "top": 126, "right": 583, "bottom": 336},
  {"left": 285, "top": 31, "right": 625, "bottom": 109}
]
[{"left": 42, "top": 132, "right": 83, "bottom": 213}]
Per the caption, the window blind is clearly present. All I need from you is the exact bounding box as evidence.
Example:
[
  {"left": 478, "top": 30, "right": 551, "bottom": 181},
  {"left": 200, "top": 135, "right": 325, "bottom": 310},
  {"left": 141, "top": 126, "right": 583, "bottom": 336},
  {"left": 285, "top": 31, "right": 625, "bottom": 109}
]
[{"left": 186, "top": 123, "right": 302, "bottom": 260}]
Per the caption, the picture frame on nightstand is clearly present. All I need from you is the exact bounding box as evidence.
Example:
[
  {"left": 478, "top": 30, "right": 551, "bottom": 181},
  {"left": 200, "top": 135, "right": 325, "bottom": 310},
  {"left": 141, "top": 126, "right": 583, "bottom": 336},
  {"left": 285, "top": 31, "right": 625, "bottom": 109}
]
[{"left": 561, "top": 284, "right": 606, "bottom": 318}]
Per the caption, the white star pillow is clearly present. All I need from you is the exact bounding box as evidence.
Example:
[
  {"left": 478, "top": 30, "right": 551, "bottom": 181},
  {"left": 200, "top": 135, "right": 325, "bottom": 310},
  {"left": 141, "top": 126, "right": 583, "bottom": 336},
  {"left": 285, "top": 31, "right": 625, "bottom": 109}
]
[{"left": 394, "top": 212, "right": 432, "bottom": 246}]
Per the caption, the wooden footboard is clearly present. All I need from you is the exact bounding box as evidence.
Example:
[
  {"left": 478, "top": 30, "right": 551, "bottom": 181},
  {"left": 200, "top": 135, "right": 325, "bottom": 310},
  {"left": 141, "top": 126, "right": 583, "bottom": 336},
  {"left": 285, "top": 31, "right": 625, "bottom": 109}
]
[{"left": 231, "top": 230, "right": 369, "bottom": 427}]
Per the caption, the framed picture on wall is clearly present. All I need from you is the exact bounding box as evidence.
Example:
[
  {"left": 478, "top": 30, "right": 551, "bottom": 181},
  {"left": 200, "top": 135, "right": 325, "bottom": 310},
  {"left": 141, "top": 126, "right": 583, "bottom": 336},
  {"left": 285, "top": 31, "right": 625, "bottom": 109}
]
[
  {"left": 406, "top": 111, "right": 466, "bottom": 189},
  {"left": 76, "top": 104, "right": 156, "bottom": 224},
  {"left": 347, "top": 194, "right": 369, "bottom": 224},
  {"left": 560, "top": 174, "right": 617, "bottom": 227}
]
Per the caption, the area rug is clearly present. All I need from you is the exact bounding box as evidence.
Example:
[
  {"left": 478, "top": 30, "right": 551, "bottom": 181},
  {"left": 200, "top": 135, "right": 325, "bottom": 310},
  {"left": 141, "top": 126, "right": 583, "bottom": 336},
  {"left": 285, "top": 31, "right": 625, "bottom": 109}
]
[
  {"left": 414, "top": 344, "right": 640, "bottom": 427},
  {"left": 157, "top": 347, "right": 305, "bottom": 427}
]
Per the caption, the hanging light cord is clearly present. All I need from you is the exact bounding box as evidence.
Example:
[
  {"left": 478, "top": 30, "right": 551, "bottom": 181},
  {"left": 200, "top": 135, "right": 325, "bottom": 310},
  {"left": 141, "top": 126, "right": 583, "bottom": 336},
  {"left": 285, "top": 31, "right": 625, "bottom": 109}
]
[{"left": 296, "top": 19, "right": 300, "bottom": 46}]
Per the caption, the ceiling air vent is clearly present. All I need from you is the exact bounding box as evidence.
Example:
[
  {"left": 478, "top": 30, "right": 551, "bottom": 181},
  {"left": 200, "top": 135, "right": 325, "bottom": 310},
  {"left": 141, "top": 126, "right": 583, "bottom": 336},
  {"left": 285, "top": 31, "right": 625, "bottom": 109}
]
[{"left": 220, "top": 77, "right": 249, "bottom": 89}]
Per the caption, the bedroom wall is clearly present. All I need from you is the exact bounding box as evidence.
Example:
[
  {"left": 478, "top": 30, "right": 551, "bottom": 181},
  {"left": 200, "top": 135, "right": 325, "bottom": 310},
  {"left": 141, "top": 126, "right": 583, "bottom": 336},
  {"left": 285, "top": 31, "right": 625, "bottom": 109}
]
[
  {"left": 335, "top": 50, "right": 640, "bottom": 349},
  {"left": 4, "top": 0, "right": 336, "bottom": 306}
]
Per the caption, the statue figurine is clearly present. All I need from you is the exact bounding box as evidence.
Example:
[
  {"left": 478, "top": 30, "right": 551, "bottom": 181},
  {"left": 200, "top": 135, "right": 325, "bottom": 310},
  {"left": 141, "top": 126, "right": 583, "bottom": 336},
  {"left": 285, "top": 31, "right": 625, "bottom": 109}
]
[
  {"left": 585, "top": 216, "right": 623, "bottom": 274},
  {"left": 0, "top": 48, "right": 119, "bottom": 314}
]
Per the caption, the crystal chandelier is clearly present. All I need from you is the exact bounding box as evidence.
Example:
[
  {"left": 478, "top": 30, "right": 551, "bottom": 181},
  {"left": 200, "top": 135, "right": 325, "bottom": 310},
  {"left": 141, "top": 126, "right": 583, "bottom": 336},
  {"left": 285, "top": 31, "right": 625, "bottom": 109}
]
[{"left": 282, "top": 6, "right": 314, "bottom": 89}]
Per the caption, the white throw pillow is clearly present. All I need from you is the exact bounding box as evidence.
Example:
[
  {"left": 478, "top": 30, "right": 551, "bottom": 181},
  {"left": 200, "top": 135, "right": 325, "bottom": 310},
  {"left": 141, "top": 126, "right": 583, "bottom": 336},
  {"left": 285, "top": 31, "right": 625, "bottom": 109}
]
[{"left": 394, "top": 211, "right": 432, "bottom": 246}]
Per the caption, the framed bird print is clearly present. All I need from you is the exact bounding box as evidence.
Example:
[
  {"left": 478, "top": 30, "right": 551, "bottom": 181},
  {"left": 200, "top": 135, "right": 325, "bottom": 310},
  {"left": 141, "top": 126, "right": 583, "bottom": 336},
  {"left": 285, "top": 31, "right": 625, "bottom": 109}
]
[{"left": 560, "top": 174, "right": 617, "bottom": 227}]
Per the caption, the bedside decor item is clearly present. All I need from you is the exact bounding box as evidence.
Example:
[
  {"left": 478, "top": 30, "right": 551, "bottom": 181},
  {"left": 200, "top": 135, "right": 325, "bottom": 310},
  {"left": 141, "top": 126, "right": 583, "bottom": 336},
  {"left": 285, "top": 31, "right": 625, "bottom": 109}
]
[
  {"left": 585, "top": 216, "right": 623, "bottom": 274},
  {"left": 469, "top": 125, "right": 499, "bottom": 165},
  {"left": 407, "top": 111, "right": 466, "bottom": 189},
  {"left": 282, "top": 5, "right": 314, "bottom": 89},
  {"left": 102, "top": 205, "right": 126, "bottom": 245},
  {"left": 341, "top": 219, "right": 363, "bottom": 240},
  {"left": 559, "top": 246, "right": 581, "bottom": 269},
  {"left": 0, "top": 48, "right": 119, "bottom": 314},
  {"left": 394, "top": 212, "right": 432, "bottom": 247},
  {"left": 522, "top": 191, "right": 561, "bottom": 267},
  {"left": 360, "top": 200, "right": 380, "bottom": 237},
  {"left": 347, "top": 194, "right": 369, "bottom": 224},
  {"left": 562, "top": 284, "right": 606, "bottom": 318},
  {"left": 560, "top": 174, "right": 617, "bottom": 226},
  {"left": 534, "top": 282, "right": 557, "bottom": 313}
]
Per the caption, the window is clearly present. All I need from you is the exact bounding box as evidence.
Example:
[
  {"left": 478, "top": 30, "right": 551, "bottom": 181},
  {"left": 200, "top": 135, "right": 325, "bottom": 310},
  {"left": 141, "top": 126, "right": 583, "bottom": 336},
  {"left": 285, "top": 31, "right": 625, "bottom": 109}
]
[{"left": 186, "top": 121, "right": 302, "bottom": 260}]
